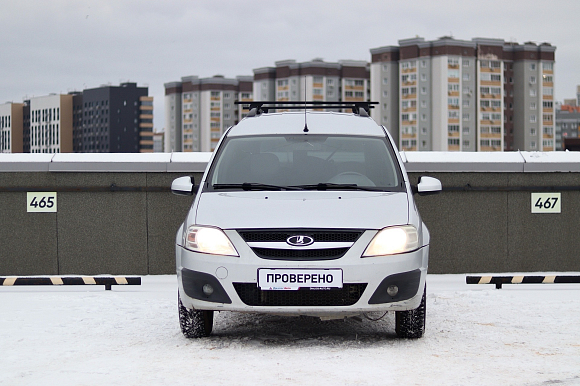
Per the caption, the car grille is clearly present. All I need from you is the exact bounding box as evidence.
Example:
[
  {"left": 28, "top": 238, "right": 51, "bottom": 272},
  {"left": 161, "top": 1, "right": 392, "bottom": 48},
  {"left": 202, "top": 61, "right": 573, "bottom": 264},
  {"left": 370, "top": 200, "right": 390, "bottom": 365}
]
[
  {"left": 251, "top": 247, "right": 349, "bottom": 260},
  {"left": 237, "top": 229, "right": 363, "bottom": 261},
  {"left": 233, "top": 283, "right": 367, "bottom": 307},
  {"left": 238, "top": 229, "right": 363, "bottom": 243}
]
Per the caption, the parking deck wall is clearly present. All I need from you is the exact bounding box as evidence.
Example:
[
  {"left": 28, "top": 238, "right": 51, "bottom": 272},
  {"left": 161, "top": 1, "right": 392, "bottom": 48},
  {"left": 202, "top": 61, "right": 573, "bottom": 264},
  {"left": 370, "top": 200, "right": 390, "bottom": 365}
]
[{"left": 1, "top": 152, "right": 580, "bottom": 275}]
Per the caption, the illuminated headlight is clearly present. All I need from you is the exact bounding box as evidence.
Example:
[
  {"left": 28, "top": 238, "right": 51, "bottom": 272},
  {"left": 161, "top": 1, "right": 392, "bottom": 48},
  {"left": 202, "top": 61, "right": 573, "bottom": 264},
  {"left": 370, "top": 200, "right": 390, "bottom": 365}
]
[
  {"left": 182, "top": 225, "right": 239, "bottom": 256},
  {"left": 362, "top": 225, "right": 419, "bottom": 257}
]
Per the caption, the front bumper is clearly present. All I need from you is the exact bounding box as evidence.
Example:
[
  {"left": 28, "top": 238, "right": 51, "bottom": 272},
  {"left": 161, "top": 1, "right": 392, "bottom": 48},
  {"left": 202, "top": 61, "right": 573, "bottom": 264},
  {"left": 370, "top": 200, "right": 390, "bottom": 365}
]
[{"left": 177, "top": 230, "right": 428, "bottom": 317}]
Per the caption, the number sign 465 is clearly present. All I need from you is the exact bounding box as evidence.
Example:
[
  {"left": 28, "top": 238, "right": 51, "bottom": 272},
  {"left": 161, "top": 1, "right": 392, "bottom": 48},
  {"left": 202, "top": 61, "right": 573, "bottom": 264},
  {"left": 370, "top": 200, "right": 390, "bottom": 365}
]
[
  {"left": 27, "top": 192, "right": 57, "bottom": 213},
  {"left": 531, "top": 193, "right": 560, "bottom": 214}
]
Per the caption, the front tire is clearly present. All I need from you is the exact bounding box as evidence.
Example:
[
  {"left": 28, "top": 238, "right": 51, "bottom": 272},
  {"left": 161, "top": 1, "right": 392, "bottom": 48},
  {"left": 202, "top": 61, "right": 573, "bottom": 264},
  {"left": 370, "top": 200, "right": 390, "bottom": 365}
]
[
  {"left": 178, "top": 295, "right": 214, "bottom": 338},
  {"left": 395, "top": 285, "right": 426, "bottom": 339}
]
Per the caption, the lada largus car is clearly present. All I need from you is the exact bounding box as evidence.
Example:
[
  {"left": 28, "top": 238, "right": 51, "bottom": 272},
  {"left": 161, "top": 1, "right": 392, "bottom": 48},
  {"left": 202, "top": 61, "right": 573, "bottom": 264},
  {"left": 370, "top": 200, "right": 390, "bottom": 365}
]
[{"left": 171, "top": 101, "right": 441, "bottom": 339}]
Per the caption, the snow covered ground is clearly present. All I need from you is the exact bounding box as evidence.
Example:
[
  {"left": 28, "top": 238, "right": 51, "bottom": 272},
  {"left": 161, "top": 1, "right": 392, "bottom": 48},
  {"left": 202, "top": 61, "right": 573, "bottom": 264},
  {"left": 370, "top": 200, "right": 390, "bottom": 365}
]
[{"left": 1, "top": 274, "right": 579, "bottom": 386}]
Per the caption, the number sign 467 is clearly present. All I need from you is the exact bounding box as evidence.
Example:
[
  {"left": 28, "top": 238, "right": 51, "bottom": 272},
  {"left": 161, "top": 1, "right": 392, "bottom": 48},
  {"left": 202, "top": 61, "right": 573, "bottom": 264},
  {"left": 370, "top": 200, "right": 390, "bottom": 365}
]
[
  {"left": 531, "top": 193, "right": 561, "bottom": 214},
  {"left": 27, "top": 192, "right": 57, "bottom": 213}
]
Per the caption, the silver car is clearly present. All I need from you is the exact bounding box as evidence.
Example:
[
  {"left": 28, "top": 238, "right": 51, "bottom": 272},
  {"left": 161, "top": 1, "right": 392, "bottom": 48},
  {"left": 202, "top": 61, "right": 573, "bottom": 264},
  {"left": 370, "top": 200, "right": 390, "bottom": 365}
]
[{"left": 172, "top": 102, "right": 441, "bottom": 339}]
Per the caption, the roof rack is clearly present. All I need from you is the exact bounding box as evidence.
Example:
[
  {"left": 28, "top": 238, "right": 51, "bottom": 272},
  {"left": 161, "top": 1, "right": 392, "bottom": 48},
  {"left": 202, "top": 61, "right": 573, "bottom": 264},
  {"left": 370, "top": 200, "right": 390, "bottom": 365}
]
[{"left": 235, "top": 101, "right": 378, "bottom": 117}]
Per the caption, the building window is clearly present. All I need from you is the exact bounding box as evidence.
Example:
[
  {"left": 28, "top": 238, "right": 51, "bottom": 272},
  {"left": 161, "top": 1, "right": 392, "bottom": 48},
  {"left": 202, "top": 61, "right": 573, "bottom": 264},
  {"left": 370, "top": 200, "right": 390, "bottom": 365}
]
[
  {"left": 530, "top": 63, "right": 536, "bottom": 70},
  {"left": 542, "top": 62, "right": 553, "bottom": 71},
  {"left": 530, "top": 115, "right": 537, "bottom": 123},
  {"left": 448, "top": 138, "right": 460, "bottom": 146},
  {"left": 530, "top": 89, "right": 537, "bottom": 97},
  {"left": 448, "top": 69, "right": 459, "bottom": 78},
  {"left": 463, "top": 113, "right": 470, "bottom": 121},
  {"left": 463, "top": 60, "right": 470, "bottom": 67},
  {"left": 531, "top": 141, "right": 537, "bottom": 149},
  {"left": 530, "top": 76, "right": 536, "bottom": 84},
  {"left": 530, "top": 102, "right": 537, "bottom": 110}
]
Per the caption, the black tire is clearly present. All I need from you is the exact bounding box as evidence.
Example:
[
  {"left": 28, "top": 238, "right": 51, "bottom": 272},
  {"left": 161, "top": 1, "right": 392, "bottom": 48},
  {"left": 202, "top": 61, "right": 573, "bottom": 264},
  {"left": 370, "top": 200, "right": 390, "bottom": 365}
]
[
  {"left": 178, "top": 295, "right": 214, "bottom": 338},
  {"left": 395, "top": 285, "right": 426, "bottom": 339}
]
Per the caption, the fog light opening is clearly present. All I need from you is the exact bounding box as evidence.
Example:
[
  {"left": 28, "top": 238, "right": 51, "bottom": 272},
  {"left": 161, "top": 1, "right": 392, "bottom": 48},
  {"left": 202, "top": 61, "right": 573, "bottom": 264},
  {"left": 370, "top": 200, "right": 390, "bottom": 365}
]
[
  {"left": 386, "top": 285, "right": 399, "bottom": 297},
  {"left": 202, "top": 284, "right": 214, "bottom": 296}
]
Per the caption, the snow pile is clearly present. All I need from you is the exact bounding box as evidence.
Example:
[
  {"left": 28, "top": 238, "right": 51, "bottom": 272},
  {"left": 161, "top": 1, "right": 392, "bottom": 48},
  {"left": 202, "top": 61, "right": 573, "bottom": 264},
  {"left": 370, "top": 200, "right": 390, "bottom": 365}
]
[{"left": 1, "top": 275, "right": 579, "bottom": 385}]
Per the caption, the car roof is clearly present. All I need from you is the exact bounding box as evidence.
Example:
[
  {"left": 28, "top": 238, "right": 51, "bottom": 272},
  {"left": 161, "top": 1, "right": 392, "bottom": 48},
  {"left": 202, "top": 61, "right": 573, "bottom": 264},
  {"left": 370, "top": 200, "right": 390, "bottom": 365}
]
[{"left": 227, "top": 111, "right": 386, "bottom": 137}]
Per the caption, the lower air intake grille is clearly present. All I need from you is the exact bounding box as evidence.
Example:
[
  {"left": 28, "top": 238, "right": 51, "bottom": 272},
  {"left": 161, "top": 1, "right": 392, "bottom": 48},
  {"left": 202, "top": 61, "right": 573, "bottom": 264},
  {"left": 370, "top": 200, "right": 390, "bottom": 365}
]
[{"left": 233, "top": 283, "right": 367, "bottom": 307}]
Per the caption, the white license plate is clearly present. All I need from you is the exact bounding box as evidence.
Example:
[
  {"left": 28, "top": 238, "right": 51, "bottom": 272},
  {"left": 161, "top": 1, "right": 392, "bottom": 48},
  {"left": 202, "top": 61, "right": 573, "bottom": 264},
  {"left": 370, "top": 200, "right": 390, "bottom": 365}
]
[{"left": 258, "top": 269, "right": 343, "bottom": 290}]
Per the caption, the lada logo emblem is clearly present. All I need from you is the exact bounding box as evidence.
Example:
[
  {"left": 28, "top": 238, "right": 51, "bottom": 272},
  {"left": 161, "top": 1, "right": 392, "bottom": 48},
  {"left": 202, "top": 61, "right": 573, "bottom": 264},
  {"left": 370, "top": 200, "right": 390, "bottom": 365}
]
[{"left": 286, "top": 235, "right": 314, "bottom": 247}]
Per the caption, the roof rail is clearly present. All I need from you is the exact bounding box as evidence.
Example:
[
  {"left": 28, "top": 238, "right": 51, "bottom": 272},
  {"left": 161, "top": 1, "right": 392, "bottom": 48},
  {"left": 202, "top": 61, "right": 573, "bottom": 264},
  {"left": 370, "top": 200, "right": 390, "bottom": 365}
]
[{"left": 235, "top": 101, "right": 378, "bottom": 116}]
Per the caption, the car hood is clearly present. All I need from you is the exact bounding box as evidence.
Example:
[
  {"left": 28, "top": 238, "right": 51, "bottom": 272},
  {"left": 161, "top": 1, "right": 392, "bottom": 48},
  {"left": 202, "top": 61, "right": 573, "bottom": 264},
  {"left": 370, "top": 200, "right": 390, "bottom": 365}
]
[{"left": 193, "top": 191, "right": 410, "bottom": 230}]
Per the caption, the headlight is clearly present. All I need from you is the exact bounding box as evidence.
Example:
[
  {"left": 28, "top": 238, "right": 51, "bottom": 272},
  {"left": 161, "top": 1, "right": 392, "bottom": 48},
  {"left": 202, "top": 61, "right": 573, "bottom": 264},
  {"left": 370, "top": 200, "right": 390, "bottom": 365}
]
[
  {"left": 182, "top": 225, "right": 239, "bottom": 256},
  {"left": 362, "top": 225, "right": 419, "bottom": 257}
]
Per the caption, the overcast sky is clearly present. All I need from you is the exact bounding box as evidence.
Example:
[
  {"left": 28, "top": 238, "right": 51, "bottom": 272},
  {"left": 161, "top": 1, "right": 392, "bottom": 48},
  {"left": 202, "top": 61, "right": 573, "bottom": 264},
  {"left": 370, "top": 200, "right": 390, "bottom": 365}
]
[{"left": 1, "top": 0, "right": 579, "bottom": 131}]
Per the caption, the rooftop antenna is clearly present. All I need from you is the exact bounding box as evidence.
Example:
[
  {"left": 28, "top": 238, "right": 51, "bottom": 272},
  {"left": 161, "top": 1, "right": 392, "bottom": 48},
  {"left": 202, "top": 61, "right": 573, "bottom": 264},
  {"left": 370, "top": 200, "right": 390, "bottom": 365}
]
[{"left": 303, "top": 76, "right": 309, "bottom": 133}]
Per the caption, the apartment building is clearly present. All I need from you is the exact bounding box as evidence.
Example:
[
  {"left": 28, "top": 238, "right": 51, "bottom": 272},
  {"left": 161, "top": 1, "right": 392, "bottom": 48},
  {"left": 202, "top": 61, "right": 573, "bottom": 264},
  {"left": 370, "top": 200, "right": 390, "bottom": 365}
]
[
  {"left": 29, "top": 94, "right": 73, "bottom": 153},
  {"left": 79, "top": 83, "right": 153, "bottom": 153},
  {"left": 0, "top": 102, "right": 24, "bottom": 153},
  {"left": 370, "top": 37, "right": 556, "bottom": 152},
  {"left": 164, "top": 81, "right": 182, "bottom": 152},
  {"left": 164, "top": 75, "right": 253, "bottom": 152},
  {"left": 556, "top": 105, "right": 580, "bottom": 150},
  {"left": 3, "top": 83, "right": 152, "bottom": 153},
  {"left": 253, "top": 59, "right": 369, "bottom": 112}
]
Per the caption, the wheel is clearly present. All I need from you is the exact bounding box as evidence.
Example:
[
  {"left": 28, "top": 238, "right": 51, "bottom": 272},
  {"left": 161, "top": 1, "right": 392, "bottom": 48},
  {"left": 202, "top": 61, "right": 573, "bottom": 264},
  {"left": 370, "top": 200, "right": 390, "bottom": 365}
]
[
  {"left": 178, "top": 295, "right": 214, "bottom": 338},
  {"left": 395, "top": 285, "right": 426, "bottom": 339}
]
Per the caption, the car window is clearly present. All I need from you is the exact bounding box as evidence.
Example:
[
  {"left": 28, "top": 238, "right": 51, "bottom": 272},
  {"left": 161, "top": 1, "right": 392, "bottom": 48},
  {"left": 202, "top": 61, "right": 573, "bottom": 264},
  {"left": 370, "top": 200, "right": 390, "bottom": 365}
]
[{"left": 207, "top": 135, "right": 404, "bottom": 190}]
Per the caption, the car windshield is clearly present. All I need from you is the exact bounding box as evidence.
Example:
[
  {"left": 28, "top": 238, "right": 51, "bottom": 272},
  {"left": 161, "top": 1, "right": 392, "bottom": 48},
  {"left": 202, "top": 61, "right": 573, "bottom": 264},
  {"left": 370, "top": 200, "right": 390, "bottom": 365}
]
[{"left": 206, "top": 135, "right": 404, "bottom": 191}]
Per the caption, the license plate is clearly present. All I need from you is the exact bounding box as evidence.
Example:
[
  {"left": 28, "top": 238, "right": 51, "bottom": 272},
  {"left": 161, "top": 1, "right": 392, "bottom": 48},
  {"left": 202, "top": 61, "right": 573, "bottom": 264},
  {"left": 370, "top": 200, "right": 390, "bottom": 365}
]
[{"left": 258, "top": 269, "right": 343, "bottom": 290}]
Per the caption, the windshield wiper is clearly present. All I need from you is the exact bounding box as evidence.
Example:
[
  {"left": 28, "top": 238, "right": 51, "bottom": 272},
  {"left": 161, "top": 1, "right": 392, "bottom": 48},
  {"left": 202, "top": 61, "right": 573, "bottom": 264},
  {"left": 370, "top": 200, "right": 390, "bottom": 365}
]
[
  {"left": 213, "top": 183, "right": 299, "bottom": 191},
  {"left": 289, "top": 183, "right": 384, "bottom": 191}
]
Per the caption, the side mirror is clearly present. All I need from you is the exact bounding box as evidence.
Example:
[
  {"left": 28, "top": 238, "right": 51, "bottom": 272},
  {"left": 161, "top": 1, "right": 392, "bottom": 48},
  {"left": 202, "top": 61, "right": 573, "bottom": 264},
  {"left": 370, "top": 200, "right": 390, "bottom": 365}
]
[
  {"left": 171, "top": 176, "right": 198, "bottom": 196},
  {"left": 415, "top": 176, "right": 442, "bottom": 196}
]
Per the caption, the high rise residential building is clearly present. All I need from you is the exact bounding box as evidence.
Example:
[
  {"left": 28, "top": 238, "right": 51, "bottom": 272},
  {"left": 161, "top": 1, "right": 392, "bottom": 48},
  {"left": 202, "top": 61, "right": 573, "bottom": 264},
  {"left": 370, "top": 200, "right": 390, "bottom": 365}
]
[
  {"left": 253, "top": 59, "right": 370, "bottom": 112},
  {"left": 370, "top": 37, "right": 556, "bottom": 152},
  {"left": 3, "top": 82, "right": 152, "bottom": 153},
  {"left": 164, "top": 81, "right": 182, "bottom": 153},
  {"left": 153, "top": 131, "right": 164, "bottom": 152},
  {"left": 164, "top": 75, "right": 253, "bottom": 152},
  {"left": 79, "top": 82, "right": 153, "bottom": 153},
  {"left": 0, "top": 102, "right": 24, "bottom": 153},
  {"left": 29, "top": 94, "right": 73, "bottom": 153},
  {"left": 556, "top": 107, "right": 580, "bottom": 150}
]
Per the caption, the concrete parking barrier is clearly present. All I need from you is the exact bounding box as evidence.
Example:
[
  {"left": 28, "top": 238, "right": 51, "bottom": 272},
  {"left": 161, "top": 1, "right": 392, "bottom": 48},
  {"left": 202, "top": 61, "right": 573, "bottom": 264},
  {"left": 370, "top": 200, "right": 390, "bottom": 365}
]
[
  {"left": 0, "top": 276, "right": 141, "bottom": 290},
  {"left": 466, "top": 275, "right": 580, "bottom": 289}
]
